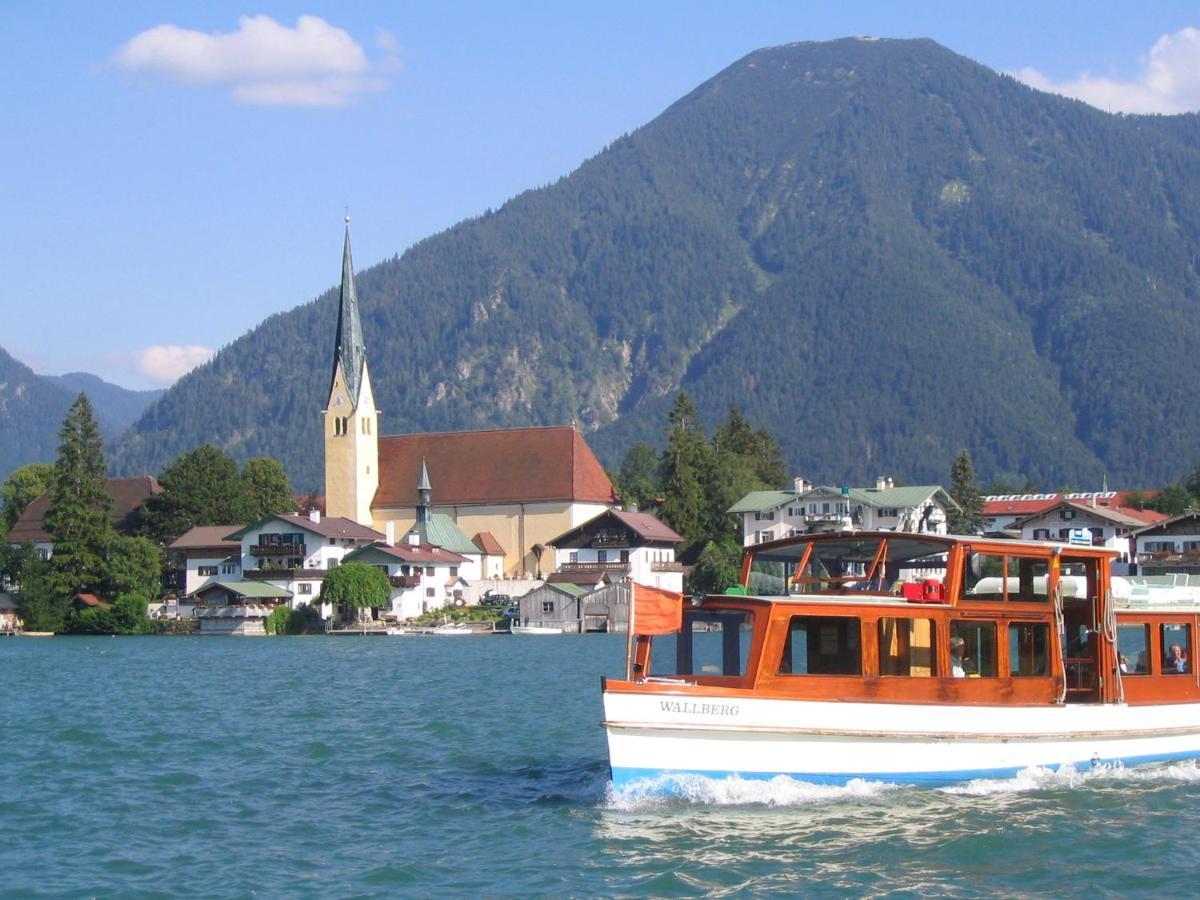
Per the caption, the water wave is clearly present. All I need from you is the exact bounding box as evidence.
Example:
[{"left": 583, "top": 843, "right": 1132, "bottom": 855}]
[
  {"left": 607, "top": 758, "right": 1200, "bottom": 809},
  {"left": 606, "top": 773, "right": 900, "bottom": 810}
]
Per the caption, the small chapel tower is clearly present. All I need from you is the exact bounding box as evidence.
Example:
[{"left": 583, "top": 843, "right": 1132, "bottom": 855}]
[{"left": 323, "top": 218, "right": 379, "bottom": 526}]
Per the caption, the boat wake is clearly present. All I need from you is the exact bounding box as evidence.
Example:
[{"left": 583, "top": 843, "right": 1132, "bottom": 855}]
[
  {"left": 942, "top": 758, "right": 1200, "bottom": 796},
  {"left": 606, "top": 759, "right": 1200, "bottom": 809},
  {"left": 605, "top": 773, "right": 900, "bottom": 810}
]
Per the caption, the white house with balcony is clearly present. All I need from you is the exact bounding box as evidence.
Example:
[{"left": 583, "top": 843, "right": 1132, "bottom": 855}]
[
  {"left": 730, "top": 477, "right": 957, "bottom": 546},
  {"left": 547, "top": 509, "right": 684, "bottom": 592},
  {"left": 1131, "top": 511, "right": 1200, "bottom": 574},
  {"left": 343, "top": 538, "right": 470, "bottom": 620},
  {"left": 218, "top": 511, "right": 385, "bottom": 611},
  {"left": 1013, "top": 499, "right": 1166, "bottom": 563}
]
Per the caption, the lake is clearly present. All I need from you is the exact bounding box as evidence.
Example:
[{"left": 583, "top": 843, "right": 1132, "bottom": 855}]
[{"left": 3, "top": 634, "right": 1200, "bottom": 896}]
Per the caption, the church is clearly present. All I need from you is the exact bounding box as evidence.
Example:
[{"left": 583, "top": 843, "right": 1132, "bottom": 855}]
[{"left": 322, "top": 223, "right": 619, "bottom": 577}]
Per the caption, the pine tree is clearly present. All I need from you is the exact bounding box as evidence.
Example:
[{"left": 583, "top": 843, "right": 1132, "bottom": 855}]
[
  {"left": 43, "top": 394, "right": 113, "bottom": 599},
  {"left": 947, "top": 450, "right": 985, "bottom": 534},
  {"left": 659, "top": 392, "right": 710, "bottom": 555}
]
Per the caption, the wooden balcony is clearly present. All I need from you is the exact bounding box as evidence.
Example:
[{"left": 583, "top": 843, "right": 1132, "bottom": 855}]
[
  {"left": 390, "top": 575, "right": 421, "bottom": 589},
  {"left": 250, "top": 543, "right": 307, "bottom": 558},
  {"left": 650, "top": 561, "right": 685, "bottom": 573},
  {"left": 245, "top": 568, "right": 326, "bottom": 580},
  {"left": 559, "top": 562, "right": 631, "bottom": 574}
]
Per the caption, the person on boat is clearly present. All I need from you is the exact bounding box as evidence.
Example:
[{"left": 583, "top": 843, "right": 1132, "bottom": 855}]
[
  {"left": 950, "top": 636, "right": 966, "bottom": 678},
  {"left": 1136, "top": 650, "right": 1149, "bottom": 674},
  {"left": 1166, "top": 644, "right": 1189, "bottom": 674},
  {"left": 1119, "top": 655, "right": 1130, "bottom": 674}
]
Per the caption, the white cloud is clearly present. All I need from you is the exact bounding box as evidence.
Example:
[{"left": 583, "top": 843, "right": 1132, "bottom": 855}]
[
  {"left": 130, "top": 345, "right": 216, "bottom": 384},
  {"left": 1015, "top": 27, "right": 1200, "bottom": 114},
  {"left": 110, "top": 14, "right": 397, "bottom": 107}
]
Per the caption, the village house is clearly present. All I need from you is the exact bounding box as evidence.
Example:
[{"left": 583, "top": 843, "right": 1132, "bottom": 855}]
[
  {"left": 548, "top": 508, "right": 685, "bottom": 593},
  {"left": 167, "top": 525, "right": 242, "bottom": 604},
  {"left": 1131, "top": 511, "right": 1200, "bottom": 575},
  {"left": 342, "top": 539, "right": 469, "bottom": 620},
  {"left": 7, "top": 475, "right": 161, "bottom": 561},
  {"left": 730, "top": 477, "right": 957, "bottom": 546},
  {"left": 1009, "top": 497, "right": 1166, "bottom": 562}
]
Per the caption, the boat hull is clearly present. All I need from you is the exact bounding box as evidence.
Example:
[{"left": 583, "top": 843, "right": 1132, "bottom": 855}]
[{"left": 603, "top": 689, "right": 1200, "bottom": 788}]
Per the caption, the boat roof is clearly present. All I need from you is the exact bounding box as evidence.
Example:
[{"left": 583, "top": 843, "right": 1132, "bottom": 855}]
[{"left": 747, "top": 531, "right": 1119, "bottom": 562}]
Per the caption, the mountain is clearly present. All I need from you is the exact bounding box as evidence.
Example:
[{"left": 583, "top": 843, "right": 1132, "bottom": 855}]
[
  {"left": 0, "top": 348, "right": 165, "bottom": 480},
  {"left": 111, "top": 38, "right": 1200, "bottom": 492},
  {"left": 44, "top": 373, "right": 164, "bottom": 434},
  {"left": 0, "top": 347, "right": 75, "bottom": 479}
]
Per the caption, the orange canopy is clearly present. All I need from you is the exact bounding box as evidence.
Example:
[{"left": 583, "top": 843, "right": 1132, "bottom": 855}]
[{"left": 632, "top": 583, "right": 683, "bottom": 636}]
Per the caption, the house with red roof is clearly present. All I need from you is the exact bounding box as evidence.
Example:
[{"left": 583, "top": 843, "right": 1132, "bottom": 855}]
[
  {"left": 321, "top": 225, "right": 618, "bottom": 579},
  {"left": 548, "top": 508, "right": 685, "bottom": 593},
  {"left": 1009, "top": 496, "right": 1167, "bottom": 562},
  {"left": 343, "top": 539, "right": 470, "bottom": 621},
  {"left": 7, "top": 475, "right": 161, "bottom": 561}
]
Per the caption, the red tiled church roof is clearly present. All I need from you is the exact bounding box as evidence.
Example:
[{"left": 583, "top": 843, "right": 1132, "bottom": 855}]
[
  {"left": 9, "top": 476, "right": 161, "bottom": 544},
  {"left": 375, "top": 426, "right": 617, "bottom": 508}
]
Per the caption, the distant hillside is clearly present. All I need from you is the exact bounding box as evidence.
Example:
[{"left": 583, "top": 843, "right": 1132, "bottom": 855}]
[
  {"left": 112, "top": 38, "right": 1200, "bottom": 491},
  {"left": 0, "top": 347, "right": 75, "bottom": 479},
  {"left": 45, "top": 372, "right": 163, "bottom": 434},
  {"left": 0, "top": 348, "right": 165, "bottom": 480}
]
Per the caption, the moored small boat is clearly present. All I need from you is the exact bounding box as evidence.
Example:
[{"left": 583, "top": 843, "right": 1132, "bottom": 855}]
[{"left": 602, "top": 532, "right": 1200, "bottom": 791}]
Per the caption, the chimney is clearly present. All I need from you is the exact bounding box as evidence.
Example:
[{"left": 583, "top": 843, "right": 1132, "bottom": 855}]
[
  {"left": 876, "top": 476, "right": 887, "bottom": 491},
  {"left": 407, "top": 530, "right": 420, "bottom": 547},
  {"left": 793, "top": 476, "right": 809, "bottom": 494},
  {"left": 309, "top": 508, "right": 321, "bottom": 524},
  {"left": 385, "top": 521, "right": 395, "bottom": 546}
]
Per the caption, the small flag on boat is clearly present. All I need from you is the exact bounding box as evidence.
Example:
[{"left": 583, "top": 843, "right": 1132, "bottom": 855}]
[{"left": 632, "top": 583, "right": 683, "bottom": 635}]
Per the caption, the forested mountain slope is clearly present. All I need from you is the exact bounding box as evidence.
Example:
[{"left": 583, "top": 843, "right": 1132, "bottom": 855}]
[
  {"left": 0, "top": 349, "right": 165, "bottom": 480},
  {"left": 111, "top": 38, "right": 1200, "bottom": 490}
]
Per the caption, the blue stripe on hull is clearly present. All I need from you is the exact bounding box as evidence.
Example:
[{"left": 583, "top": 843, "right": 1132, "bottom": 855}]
[{"left": 610, "top": 749, "right": 1200, "bottom": 791}]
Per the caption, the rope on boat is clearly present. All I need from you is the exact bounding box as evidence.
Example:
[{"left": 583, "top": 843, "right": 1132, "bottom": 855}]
[
  {"left": 1053, "top": 580, "right": 1067, "bottom": 705},
  {"left": 1103, "top": 587, "right": 1125, "bottom": 704}
]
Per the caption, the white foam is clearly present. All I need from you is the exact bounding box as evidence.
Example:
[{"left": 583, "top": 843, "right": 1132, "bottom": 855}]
[
  {"left": 606, "top": 773, "right": 899, "bottom": 810},
  {"left": 941, "top": 759, "right": 1200, "bottom": 796}
]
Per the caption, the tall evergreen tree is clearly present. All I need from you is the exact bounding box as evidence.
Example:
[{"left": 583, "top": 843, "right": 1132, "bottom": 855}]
[
  {"left": 43, "top": 394, "right": 113, "bottom": 599},
  {"left": 947, "top": 450, "right": 985, "bottom": 534},
  {"left": 615, "top": 442, "right": 661, "bottom": 511},
  {"left": 659, "top": 393, "right": 710, "bottom": 555}
]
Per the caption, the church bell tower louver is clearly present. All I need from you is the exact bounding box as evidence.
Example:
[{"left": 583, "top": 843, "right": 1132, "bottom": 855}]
[{"left": 323, "top": 218, "right": 379, "bottom": 526}]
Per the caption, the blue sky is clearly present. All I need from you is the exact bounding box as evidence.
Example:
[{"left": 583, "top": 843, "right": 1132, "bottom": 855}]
[{"left": 3, "top": 1, "right": 1199, "bottom": 389}]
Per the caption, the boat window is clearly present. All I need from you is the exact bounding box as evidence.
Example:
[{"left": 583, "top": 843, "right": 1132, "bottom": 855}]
[
  {"left": 1117, "top": 624, "right": 1150, "bottom": 675},
  {"left": 778, "top": 616, "right": 861, "bottom": 675},
  {"left": 1160, "top": 623, "right": 1191, "bottom": 676},
  {"left": 950, "top": 621, "right": 998, "bottom": 677},
  {"left": 748, "top": 536, "right": 949, "bottom": 596},
  {"left": 647, "top": 609, "right": 754, "bottom": 679},
  {"left": 1008, "top": 622, "right": 1050, "bottom": 676},
  {"left": 878, "top": 617, "right": 937, "bottom": 677},
  {"left": 963, "top": 554, "right": 1050, "bottom": 603}
]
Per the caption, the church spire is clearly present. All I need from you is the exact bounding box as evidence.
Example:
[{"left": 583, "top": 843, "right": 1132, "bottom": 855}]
[
  {"left": 417, "top": 457, "right": 432, "bottom": 524},
  {"left": 331, "top": 217, "right": 366, "bottom": 406}
]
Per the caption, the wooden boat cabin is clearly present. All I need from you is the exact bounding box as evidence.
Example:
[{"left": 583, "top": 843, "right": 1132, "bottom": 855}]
[{"left": 629, "top": 533, "right": 1200, "bottom": 707}]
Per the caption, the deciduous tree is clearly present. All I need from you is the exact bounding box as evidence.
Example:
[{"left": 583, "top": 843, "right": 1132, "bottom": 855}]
[
  {"left": 238, "top": 457, "right": 296, "bottom": 522},
  {"left": 1, "top": 462, "right": 54, "bottom": 531},
  {"left": 139, "top": 445, "right": 245, "bottom": 545},
  {"left": 319, "top": 562, "right": 391, "bottom": 623}
]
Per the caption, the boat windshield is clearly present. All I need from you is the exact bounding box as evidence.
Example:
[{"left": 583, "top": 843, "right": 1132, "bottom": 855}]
[
  {"left": 646, "top": 608, "right": 755, "bottom": 679},
  {"left": 747, "top": 535, "right": 950, "bottom": 596}
]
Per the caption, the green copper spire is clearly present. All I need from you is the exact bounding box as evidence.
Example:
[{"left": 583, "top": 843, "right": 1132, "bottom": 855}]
[
  {"left": 417, "top": 457, "right": 432, "bottom": 523},
  {"left": 331, "top": 218, "right": 367, "bottom": 405}
]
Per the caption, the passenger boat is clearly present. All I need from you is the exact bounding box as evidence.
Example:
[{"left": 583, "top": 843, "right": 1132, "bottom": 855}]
[{"left": 601, "top": 532, "right": 1200, "bottom": 789}]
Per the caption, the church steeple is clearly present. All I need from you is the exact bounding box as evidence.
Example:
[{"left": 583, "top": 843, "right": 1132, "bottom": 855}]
[
  {"left": 331, "top": 219, "right": 367, "bottom": 406},
  {"left": 323, "top": 216, "right": 379, "bottom": 527},
  {"left": 417, "top": 457, "right": 432, "bottom": 524}
]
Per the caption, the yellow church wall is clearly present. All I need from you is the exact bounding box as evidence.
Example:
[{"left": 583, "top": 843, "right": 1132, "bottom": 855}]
[{"left": 373, "top": 500, "right": 610, "bottom": 576}]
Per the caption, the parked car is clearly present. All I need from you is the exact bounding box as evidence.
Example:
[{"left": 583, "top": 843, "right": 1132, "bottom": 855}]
[{"left": 482, "top": 592, "right": 512, "bottom": 607}]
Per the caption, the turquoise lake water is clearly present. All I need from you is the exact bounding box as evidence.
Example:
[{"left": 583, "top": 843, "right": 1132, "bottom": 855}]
[{"left": 4, "top": 634, "right": 1200, "bottom": 896}]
